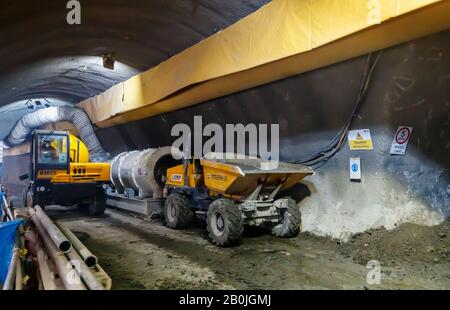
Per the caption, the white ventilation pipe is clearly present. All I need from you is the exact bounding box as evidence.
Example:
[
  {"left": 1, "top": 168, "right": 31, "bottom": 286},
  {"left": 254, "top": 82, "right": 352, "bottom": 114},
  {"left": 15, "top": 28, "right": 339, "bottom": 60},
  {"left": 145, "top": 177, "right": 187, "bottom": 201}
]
[{"left": 4, "top": 106, "right": 109, "bottom": 162}]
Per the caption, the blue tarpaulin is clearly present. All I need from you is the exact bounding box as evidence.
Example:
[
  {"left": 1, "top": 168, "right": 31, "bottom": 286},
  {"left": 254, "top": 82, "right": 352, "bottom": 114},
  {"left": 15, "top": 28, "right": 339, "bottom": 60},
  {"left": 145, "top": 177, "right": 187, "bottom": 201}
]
[{"left": 0, "top": 220, "right": 23, "bottom": 285}]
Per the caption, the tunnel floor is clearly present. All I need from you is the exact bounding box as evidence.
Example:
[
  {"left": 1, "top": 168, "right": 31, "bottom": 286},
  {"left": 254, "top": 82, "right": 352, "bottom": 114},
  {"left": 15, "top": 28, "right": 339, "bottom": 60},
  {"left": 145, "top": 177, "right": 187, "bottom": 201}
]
[{"left": 51, "top": 208, "right": 450, "bottom": 290}]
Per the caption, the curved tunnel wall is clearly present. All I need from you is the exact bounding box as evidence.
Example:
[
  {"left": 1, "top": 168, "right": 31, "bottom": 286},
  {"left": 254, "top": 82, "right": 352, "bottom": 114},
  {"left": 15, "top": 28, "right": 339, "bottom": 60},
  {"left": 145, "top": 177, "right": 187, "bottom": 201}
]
[
  {"left": 95, "top": 30, "right": 450, "bottom": 240},
  {"left": 0, "top": 0, "right": 269, "bottom": 106}
]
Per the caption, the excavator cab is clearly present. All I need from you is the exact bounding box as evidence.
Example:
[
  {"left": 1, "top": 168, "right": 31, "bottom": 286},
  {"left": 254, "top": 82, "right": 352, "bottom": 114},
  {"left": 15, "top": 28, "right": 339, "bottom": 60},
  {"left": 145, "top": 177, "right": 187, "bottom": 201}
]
[{"left": 32, "top": 131, "right": 70, "bottom": 180}]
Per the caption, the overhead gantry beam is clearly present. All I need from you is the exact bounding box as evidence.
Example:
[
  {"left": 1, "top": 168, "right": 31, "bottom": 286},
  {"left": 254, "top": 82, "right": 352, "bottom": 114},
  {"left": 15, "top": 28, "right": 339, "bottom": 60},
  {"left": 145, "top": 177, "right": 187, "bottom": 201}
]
[{"left": 78, "top": 0, "right": 450, "bottom": 128}]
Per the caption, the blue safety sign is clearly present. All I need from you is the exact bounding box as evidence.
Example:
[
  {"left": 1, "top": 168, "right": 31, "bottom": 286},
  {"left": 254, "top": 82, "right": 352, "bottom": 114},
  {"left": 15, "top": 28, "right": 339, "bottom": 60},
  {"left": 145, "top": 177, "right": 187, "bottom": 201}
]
[{"left": 349, "top": 158, "right": 362, "bottom": 180}]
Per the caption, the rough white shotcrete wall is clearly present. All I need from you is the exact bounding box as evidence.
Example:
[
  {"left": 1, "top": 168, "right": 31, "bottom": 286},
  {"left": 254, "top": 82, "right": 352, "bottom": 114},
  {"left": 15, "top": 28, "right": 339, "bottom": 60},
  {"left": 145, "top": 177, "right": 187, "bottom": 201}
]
[{"left": 299, "top": 130, "right": 448, "bottom": 241}]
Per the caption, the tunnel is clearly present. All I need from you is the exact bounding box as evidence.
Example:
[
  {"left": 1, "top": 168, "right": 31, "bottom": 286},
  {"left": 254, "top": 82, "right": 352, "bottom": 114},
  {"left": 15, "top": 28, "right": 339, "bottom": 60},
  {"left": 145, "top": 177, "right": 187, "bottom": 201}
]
[{"left": 0, "top": 0, "right": 449, "bottom": 292}]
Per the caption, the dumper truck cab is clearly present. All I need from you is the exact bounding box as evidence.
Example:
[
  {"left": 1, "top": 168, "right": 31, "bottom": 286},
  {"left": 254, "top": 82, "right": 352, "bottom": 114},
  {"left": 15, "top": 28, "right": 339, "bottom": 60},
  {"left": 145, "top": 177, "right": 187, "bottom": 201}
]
[
  {"left": 23, "top": 130, "right": 110, "bottom": 215},
  {"left": 164, "top": 153, "right": 314, "bottom": 246}
]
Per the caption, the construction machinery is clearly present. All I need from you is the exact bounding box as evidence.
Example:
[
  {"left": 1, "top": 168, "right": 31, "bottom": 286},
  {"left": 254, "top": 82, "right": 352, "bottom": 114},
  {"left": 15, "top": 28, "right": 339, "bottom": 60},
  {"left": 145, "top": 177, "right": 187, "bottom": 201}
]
[
  {"left": 107, "top": 147, "right": 181, "bottom": 217},
  {"left": 23, "top": 130, "right": 110, "bottom": 215},
  {"left": 164, "top": 153, "right": 314, "bottom": 246}
]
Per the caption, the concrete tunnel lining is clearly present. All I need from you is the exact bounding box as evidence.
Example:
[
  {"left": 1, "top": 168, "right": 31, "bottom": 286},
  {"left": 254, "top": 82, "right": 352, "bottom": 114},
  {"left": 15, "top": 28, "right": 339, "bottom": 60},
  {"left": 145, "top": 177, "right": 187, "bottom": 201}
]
[{"left": 0, "top": 0, "right": 269, "bottom": 108}]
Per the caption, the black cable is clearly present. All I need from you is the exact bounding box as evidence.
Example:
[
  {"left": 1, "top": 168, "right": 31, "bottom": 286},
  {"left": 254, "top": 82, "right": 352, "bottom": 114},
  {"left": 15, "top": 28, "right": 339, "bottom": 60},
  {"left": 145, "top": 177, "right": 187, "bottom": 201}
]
[{"left": 291, "top": 51, "right": 381, "bottom": 168}]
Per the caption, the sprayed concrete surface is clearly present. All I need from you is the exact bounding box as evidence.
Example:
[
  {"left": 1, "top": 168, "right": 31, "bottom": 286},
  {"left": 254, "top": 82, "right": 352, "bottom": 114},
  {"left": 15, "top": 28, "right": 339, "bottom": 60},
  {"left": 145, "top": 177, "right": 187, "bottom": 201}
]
[{"left": 54, "top": 208, "right": 450, "bottom": 290}]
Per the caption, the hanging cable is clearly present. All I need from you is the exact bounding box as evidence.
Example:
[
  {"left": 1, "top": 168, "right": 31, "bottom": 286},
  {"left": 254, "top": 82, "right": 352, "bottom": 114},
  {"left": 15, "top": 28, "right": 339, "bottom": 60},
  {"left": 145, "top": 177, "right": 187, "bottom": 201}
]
[{"left": 291, "top": 51, "right": 381, "bottom": 169}]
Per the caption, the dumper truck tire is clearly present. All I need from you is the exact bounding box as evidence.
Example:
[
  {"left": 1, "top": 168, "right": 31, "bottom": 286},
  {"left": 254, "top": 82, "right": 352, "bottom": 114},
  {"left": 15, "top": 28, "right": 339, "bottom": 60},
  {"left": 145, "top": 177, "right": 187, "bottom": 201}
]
[
  {"left": 164, "top": 192, "right": 194, "bottom": 229},
  {"left": 207, "top": 199, "right": 244, "bottom": 247},
  {"left": 88, "top": 189, "right": 107, "bottom": 216},
  {"left": 271, "top": 197, "right": 301, "bottom": 238}
]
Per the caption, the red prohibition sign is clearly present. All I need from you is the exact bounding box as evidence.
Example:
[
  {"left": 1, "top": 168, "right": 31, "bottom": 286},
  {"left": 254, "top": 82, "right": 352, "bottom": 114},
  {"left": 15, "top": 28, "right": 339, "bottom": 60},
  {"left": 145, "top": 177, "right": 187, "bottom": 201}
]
[{"left": 395, "top": 127, "right": 410, "bottom": 145}]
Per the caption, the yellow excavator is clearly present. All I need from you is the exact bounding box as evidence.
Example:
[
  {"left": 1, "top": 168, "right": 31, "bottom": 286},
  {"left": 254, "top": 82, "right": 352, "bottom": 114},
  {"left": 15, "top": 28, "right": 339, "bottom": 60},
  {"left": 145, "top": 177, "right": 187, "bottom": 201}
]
[{"left": 23, "top": 130, "right": 110, "bottom": 215}]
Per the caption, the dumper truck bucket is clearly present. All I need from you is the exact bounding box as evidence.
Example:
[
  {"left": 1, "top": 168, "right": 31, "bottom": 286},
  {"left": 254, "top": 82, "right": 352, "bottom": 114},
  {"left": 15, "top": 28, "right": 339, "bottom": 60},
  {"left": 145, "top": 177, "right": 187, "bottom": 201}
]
[{"left": 200, "top": 155, "right": 314, "bottom": 197}]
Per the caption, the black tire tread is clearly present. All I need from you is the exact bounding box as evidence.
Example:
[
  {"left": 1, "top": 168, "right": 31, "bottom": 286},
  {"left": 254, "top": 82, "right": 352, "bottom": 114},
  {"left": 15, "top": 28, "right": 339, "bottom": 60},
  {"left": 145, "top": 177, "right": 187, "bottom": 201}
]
[
  {"left": 89, "top": 189, "right": 106, "bottom": 216},
  {"left": 271, "top": 197, "right": 301, "bottom": 238},
  {"left": 164, "top": 192, "right": 194, "bottom": 229},
  {"left": 207, "top": 199, "right": 244, "bottom": 246}
]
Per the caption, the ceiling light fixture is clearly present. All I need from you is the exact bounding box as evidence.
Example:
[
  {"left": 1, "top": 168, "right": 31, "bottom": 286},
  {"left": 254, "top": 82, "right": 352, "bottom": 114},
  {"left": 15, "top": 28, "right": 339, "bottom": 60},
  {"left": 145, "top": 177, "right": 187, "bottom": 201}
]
[{"left": 102, "top": 54, "right": 115, "bottom": 70}]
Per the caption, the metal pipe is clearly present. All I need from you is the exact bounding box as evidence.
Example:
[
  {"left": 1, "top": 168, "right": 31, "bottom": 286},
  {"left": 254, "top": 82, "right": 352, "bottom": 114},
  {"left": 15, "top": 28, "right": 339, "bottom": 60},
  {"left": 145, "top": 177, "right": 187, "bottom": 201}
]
[
  {"left": 2, "top": 248, "right": 19, "bottom": 290},
  {"left": 65, "top": 249, "right": 105, "bottom": 290},
  {"left": 36, "top": 241, "right": 58, "bottom": 290},
  {"left": 30, "top": 208, "right": 85, "bottom": 290},
  {"left": 92, "top": 264, "right": 112, "bottom": 290},
  {"left": 34, "top": 206, "right": 72, "bottom": 253},
  {"left": 14, "top": 257, "right": 23, "bottom": 290},
  {"left": 2, "top": 195, "right": 14, "bottom": 221},
  {"left": 55, "top": 221, "right": 98, "bottom": 268},
  {"left": 14, "top": 230, "right": 23, "bottom": 290}
]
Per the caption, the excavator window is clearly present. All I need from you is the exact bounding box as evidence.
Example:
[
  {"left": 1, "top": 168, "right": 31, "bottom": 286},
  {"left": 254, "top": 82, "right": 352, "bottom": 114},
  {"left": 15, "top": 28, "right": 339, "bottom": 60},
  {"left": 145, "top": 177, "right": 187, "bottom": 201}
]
[{"left": 37, "top": 134, "right": 68, "bottom": 165}]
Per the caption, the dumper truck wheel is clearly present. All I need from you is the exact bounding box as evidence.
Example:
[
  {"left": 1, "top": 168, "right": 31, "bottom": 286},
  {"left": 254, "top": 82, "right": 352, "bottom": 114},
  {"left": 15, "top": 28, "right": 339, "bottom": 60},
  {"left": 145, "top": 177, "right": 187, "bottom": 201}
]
[
  {"left": 164, "top": 192, "right": 194, "bottom": 229},
  {"left": 88, "top": 189, "right": 106, "bottom": 216},
  {"left": 271, "top": 197, "right": 301, "bottom": 238},
  {"left": 207, "top": 199, "right": 244, "bottom": 247}
]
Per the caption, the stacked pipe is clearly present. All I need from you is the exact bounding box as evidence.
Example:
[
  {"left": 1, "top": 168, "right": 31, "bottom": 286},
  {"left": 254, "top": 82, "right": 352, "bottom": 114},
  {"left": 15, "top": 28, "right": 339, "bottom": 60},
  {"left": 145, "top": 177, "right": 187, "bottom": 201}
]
[
  {"left": 1, "top": 193, "right": 15, "bottom": 222},
  {"left": 2, "top": 235, "right": 22, "bottom": 290},
  {"left": 28, "top": 206, "right": 110, "bottom": 290}
]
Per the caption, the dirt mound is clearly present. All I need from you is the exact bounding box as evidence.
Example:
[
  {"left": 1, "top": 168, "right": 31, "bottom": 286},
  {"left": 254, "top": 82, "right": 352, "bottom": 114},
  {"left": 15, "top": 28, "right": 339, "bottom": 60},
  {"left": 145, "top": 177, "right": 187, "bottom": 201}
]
[{"left": 338, "top": 219, "right": 450, "bottom": 266}]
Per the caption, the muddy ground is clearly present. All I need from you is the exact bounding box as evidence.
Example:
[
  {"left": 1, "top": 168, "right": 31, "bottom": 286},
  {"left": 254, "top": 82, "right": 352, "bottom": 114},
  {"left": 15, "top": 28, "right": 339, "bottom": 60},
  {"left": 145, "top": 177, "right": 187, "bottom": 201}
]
[{"left": 53, "top": 207, "right": 450, "bottom": 290}]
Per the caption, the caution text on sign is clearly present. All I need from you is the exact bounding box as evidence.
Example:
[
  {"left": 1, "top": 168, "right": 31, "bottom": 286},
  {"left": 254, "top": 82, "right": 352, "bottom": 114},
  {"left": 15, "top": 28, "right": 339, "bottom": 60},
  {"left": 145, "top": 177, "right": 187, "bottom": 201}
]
[
  {"left": 348, "top": 129, "right": 373, "bottom": 150},
  {"left": 390, "top": 126, "right": 413, "bottom": 155}
]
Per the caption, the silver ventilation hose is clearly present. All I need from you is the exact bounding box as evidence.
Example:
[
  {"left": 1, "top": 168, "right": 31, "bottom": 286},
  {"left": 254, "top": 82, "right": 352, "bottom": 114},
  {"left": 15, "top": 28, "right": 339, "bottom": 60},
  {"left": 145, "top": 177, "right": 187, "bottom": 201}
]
[{"left": 4, "top": 106, "right": 110, "bottom": 162}]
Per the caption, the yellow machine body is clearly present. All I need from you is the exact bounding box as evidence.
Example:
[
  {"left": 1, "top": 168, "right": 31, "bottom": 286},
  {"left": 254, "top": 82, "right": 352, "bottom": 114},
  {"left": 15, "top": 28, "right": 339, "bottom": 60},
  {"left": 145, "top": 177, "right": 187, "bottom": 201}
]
[
  {"left": 34, "top": 132, "right": 110, "bottom": 183},
  {"left": 164, "top": 155, "right": 314, "bottom": 245},
  {"left": 165, "top": 157, "right": 314, "bottom": 200},
  {"left": 27, "top": 130, "right": 110, "bottom": 214}
]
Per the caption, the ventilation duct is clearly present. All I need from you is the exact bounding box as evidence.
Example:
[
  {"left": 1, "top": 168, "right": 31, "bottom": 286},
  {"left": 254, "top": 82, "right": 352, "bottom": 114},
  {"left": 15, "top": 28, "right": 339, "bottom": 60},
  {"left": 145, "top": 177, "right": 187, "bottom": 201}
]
[
  {"left": 4, "top": 106, "right": 109, "bottom": 162},
  {"left": 110, "top": 147, "right": 181, "bottom": 199}
]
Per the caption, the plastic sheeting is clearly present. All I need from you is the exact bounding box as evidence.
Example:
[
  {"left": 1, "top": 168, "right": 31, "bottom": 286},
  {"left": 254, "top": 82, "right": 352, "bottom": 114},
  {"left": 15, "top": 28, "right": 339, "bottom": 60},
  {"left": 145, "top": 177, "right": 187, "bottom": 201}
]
[
  {"left": 78, "top": 0, "right": 449, "bottom": 127},
  {"left": 4, "top": 107, "right": 110, "bottom": 162},
  {"left": 0, "top": 220, "right": 22, "bottom": 285}
]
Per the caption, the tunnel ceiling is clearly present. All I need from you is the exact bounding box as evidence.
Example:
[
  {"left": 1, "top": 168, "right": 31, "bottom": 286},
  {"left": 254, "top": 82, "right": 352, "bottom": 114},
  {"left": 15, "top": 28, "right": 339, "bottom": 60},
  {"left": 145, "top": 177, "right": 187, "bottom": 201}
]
[{"left": 0, "top": 0, "right": 270, "bottom": 107}]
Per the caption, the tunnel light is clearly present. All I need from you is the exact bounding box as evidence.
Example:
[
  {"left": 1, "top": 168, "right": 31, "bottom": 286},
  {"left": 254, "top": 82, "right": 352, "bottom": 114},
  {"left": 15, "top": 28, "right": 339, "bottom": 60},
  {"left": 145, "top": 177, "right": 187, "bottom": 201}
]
[{"left": 103, "top": 54, "right": 115, "bottom": 70}]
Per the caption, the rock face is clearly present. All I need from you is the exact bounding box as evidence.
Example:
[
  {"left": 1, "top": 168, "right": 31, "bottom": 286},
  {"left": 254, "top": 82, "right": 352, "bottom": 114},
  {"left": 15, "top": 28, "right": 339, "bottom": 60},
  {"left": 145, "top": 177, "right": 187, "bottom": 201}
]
[
  {"left": 300, "top": 128, "right": 449, "bottom": 240},
  {"left": 96, "top": 30, "right": 450, "bottom": 240}
]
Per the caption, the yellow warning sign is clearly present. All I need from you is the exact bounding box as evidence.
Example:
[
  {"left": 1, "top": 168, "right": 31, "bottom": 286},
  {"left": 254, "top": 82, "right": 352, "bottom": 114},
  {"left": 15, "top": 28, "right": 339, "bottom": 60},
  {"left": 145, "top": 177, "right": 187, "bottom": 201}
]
[{"left": 348, "top": 129, "right": 374, "bottom": 150}]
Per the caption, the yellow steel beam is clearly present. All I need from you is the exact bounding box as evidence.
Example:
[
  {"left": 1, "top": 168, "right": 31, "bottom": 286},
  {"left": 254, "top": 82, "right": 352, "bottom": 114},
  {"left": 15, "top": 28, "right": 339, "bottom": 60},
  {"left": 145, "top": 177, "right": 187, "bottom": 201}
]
[{"left": 79, "top": 0, "right": 450, "bottom": 128}]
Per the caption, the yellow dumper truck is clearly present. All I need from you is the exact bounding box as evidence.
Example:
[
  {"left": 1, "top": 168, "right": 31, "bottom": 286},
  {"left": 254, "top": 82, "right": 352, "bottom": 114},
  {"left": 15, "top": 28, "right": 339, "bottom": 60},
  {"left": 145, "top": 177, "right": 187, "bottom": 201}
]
[{"left": 164, "top": 154, "right": 314, "bottom": 246}]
